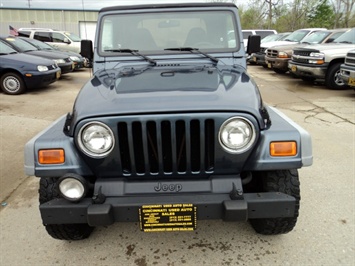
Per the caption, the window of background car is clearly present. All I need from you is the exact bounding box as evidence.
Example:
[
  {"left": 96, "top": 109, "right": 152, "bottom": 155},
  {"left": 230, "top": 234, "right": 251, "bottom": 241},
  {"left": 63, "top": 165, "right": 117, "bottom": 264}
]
[
  {"left": 5, "top": 37, "right": 37, "bottom": 51},
  {"left": 18, "top": 31, "right": 31, "bottom": 37},
  {"left": 52, "top": 32, "right": 66, "bottom": 43},
  {"left": 0, "top": 40, "right": 18, "bottom": 54},
  {"left": 34, "top": 32, "right": 51, "bottom": 42}
]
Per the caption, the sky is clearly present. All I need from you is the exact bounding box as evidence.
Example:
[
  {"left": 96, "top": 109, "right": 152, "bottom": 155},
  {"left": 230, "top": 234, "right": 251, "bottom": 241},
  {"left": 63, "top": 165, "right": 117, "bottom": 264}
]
[{"left": 0, "top": 0, "right": 240, "bottom": 11}]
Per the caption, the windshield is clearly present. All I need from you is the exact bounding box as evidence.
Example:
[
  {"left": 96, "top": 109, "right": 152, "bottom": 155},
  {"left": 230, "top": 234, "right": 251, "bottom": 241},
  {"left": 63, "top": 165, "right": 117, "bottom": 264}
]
[
  {"left": 284, "top": 30, "right": 310, "bottom": 42},
  {"left": 0, "top": 41, "right": 18, "bottom": 54},
  {"left": 332, "top": 28, "right": 355, "bottom": 44},
  {"left": 25, "top": 38, "right": 54, "bottom": 50},
  {"left": 301, "top": 31, "right": 331, "bottom": 44},
  {"left": 261, "top": 33, "right": 284, "bottom": 43},
  {"left": 4, "top": 37, "right": 38, "bottom": 52},
  {"left": 99, "top": 10, "right": 238, "bottom": 54}
]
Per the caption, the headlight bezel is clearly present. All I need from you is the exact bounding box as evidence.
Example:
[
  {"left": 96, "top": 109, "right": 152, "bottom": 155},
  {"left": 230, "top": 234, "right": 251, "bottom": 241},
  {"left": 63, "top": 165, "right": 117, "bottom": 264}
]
[
  {"left": 218, "top": 116, "right": 256, "bottom": 154},
  {"left": 77, "top": 121, "right": 115, "bottom": 158}
]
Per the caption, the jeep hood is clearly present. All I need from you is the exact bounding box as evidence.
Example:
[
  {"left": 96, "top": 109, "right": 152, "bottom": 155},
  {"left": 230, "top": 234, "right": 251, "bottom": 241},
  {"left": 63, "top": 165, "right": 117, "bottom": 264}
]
[{"left": 70, "top": 64, "right": 266, "bottom": 133}]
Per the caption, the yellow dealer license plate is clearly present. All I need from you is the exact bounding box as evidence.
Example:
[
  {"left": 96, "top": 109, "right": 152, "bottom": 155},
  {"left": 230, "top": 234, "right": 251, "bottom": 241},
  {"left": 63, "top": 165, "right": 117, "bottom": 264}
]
[
  {"left": 139, "top": 203, "right": 197, "bottom": 232},
  {"left": 348, "top": 77, "right": 355, "bottom": 86},
  {"left": 56, "top": 71, "right": 61, "bottom": 79}
]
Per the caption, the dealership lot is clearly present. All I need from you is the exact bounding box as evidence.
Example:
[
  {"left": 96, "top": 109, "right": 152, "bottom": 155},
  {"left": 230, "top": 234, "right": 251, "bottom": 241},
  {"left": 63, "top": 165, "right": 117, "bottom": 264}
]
[{"left": 0, "top": 66, "right": 354, "bottom": 265}]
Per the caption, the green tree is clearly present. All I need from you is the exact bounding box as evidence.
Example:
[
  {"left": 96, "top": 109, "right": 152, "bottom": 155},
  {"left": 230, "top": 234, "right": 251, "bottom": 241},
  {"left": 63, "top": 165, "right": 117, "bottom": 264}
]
[{"left": 308, "top": 0, "right": 336, "bottom": 28}]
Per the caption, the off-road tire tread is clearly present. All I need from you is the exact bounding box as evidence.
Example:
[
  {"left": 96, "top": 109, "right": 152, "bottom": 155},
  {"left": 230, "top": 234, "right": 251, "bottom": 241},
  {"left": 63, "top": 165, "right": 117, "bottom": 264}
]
[
  {"left": 39, "top": 177, "right": 94, "bottom": 240},
  {"left": 249, "top": 169, "right": 300, "bottom": 235}
]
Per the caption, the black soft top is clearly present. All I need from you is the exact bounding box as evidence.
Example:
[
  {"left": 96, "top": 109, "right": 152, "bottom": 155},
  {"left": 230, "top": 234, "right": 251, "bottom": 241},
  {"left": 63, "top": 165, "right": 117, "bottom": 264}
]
[{"left": 100, "top": 2, "right": 236, "bottom": 13}]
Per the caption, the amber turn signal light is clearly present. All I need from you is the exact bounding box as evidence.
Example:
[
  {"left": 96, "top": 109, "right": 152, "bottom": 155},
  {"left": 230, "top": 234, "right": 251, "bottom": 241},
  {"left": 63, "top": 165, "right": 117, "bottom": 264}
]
[
  {"left": 38, "top": 149, "right": 65, "bottom": 164},
  {"left": 270, "top": 142, "right": 297, "bottom": 156}
]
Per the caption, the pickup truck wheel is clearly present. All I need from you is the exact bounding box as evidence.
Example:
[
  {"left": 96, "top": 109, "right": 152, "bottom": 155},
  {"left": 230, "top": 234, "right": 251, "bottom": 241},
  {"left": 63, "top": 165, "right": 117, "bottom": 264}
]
[
  {"left": 0, "top": 72, "right": 26, "bottom": 95},
  {"left": 325, "top": 62, "right": 346, "bottom": 90},
  {"left": 249, "top": 169, "right": 300, "bottom": 235},
  {"left": 39, "top": 177, "right": 94, "bottom": 240}
]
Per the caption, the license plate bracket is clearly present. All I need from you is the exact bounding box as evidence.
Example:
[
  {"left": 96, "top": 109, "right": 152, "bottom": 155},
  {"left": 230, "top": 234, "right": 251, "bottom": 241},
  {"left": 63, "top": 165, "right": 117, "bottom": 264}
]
[{"left": 139, "top": 203, "right": 197, "bottom": 232}]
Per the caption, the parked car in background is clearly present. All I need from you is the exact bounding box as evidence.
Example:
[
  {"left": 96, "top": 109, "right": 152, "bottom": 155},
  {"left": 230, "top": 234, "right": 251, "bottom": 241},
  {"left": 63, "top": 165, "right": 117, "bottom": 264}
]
[
  {"left": 248, "top": 32, "right": 291, "bottom": 65},
  {"left": 265, "top": 29, "right": 347, "bottom": 74},
  {"left": 242, "top": 29, "right": 277, "bottom": 49},
  {"left": 251, "top": 28, "right": 326, "bottom": 67},
  {"left": 18, "top": 28, "right": 82, "bottom": 53},
  {"left": 289, "top": 28, "right": 355, "bottom": 89},
  {"left": 340, "top": 49, "right": 355, "bottom": 88},
  {"left": 1, "top": 36, "right": 74, "bottom": 74},
  {"left": 19, "top": 37, "right": 85, "bottom": 70},
  {"left": 0, "top": 40, "right": 60, "bottom": 95},
  {"left": 261, "top": 32, "right": 291, "bottom": 43}
]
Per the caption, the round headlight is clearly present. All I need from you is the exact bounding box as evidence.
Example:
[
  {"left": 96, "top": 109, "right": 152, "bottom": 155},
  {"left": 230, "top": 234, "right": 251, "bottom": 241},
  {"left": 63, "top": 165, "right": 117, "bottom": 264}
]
[
  {"left": 219, "top": 117, "right": 256, "bottom": 154},
  {"left": 78, "top": 122, "right": 115, "bottom": 157},
  {"left": 58, "top": 174, "right": 87, "bottom": 202},
  {"left": 37, "top": 65, "right": 49, "bottom": 72},
  {"left": 54, "top": 59, "right": 66, "bottom": 64}
]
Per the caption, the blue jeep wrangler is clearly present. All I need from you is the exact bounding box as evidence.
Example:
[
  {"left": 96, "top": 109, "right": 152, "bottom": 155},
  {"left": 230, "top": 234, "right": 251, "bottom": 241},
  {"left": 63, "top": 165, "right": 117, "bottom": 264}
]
[{"left": 25, "top": 2, "right": 312, "bottom": 240}]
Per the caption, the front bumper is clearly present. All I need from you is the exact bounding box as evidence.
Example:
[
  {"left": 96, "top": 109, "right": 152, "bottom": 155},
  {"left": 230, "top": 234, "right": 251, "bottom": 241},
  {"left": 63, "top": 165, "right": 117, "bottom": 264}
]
[
  {"left": 250, "top": 53, "right": 266, "bottom": 66},
  {"left": 340, "top": 64, "right": 355, "bottom": 87},
  {"left": 59, "top": 62, "right": 74, "bottom": 74},
  {"left": 24, "top": 68, "right": 60, "bottom": 89},
  {"left": 288, "top": 61, "right": 328, "bottom": 79},
  {"left": 265, "top": 57, "right": 289, "bottom": 71},
  {"left": 40, "top": 177, "right": 296, "bottom": 226}
]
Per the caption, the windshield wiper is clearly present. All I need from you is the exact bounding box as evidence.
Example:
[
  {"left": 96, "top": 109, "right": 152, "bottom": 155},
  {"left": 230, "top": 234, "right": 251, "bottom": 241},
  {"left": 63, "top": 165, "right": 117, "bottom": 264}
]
[
  {"left": 164, "top": 47, "right": 219, "bottom": 64},
  {"left": 104, "top": 48, "right": 156, "bottom": 66},
  {"left": 338, "top": 41, "right": 352, "bottom": 44}
]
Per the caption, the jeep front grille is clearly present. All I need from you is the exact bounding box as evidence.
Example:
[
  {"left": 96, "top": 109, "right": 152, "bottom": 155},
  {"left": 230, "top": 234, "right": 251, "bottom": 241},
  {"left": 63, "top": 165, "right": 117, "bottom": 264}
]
[{"left": 117, "top": 119, "right": 215, "bottom": 176}]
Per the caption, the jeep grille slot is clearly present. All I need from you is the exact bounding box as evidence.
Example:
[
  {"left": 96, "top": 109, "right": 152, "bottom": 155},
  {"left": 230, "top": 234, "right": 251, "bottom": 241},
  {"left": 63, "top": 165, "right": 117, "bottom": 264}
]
[{"left": 117, "top": 119, "right": 215, "bottom": 176}]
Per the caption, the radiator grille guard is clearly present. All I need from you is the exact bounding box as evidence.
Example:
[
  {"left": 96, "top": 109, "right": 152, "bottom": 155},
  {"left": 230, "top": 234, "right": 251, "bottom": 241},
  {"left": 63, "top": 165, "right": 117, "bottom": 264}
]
[{"left": 117, "top": 118, "right": 215, "bottom": 176}]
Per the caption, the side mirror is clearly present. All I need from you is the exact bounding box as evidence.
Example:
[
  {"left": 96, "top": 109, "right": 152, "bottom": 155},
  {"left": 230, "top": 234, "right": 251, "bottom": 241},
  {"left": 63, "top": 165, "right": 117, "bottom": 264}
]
[
  {"left": 247, "top": 35, "right": 261, "bottom": 54},
  {"left": 63, "top": 37, "right": 71, "bottom": 44},
  {"left": 81, "top": 40, "right": 93, "bottom": 61}
]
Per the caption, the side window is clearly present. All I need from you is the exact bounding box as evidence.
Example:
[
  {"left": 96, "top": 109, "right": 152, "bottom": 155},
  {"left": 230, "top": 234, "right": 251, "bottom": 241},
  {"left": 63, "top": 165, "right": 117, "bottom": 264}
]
[
  {"left": 18, "top": 31, "right": 30, "bottom": 37},
  {"left": 326, "top": 32, "right": 344, "bottom": 43},
  {"left": 52, "top": 33, "right": 65, "bottom": 42},
  {"left": 34, "top": 32, "right": 51, "bottom": 42}
]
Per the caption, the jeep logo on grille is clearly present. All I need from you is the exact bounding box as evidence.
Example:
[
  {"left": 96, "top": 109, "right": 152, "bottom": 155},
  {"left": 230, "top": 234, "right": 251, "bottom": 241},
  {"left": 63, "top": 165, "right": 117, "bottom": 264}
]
[{"left": 154, "top": 182, "right": 182, "bottom": 192}]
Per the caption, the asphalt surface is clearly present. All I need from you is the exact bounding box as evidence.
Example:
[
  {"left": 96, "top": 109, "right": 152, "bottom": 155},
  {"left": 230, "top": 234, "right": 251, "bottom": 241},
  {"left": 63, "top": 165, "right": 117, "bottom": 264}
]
[{"left": 0, "top": 66, "right": 354, "bottom": 266}]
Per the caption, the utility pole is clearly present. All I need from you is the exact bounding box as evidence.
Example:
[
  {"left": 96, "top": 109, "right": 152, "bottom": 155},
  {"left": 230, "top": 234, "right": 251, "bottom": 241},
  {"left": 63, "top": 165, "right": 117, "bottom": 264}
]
[{"left": 28, "top": 0, "right": 31, "bottom": 8}]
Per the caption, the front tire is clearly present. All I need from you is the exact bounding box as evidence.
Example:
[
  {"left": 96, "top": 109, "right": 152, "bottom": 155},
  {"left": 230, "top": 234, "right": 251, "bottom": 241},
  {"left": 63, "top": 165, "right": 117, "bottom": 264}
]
[
  {"left": 249, "top": 169, "right": 300, "bottom": 235},
  {"left": 325, "top": 62, "right": 346, "bottom": 90},
  {"left": 39, "top": 177, "right": 94, "bottom": 240},
  {"left": 0, "top": 72, "right": 26, "bottom": 95}
]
